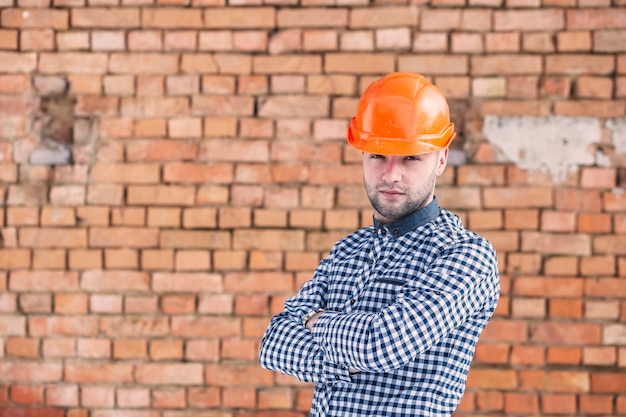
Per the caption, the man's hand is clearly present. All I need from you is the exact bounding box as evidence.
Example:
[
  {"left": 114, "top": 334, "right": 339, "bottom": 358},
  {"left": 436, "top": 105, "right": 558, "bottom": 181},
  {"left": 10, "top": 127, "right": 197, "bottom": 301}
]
[{"left": 305, "top": 310, "right": 325, "bottom": 330}]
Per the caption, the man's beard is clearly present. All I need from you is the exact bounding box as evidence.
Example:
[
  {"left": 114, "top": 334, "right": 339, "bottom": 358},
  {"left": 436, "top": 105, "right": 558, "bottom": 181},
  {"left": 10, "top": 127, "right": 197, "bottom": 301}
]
[{"left": 365, "top": 182, "right": 434, "bottom": 222}]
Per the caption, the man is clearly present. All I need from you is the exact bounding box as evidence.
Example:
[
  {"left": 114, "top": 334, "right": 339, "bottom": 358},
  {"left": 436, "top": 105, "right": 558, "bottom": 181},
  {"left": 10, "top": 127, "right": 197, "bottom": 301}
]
[{"left": 259, "top": 72, "right": 500, "bottom": 416}]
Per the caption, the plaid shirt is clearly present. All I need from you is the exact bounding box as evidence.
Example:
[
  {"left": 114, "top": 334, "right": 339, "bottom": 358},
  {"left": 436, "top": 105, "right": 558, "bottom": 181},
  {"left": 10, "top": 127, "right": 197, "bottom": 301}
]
[{"left": 260, "top": 198, "right": 500, "bottom": 416}]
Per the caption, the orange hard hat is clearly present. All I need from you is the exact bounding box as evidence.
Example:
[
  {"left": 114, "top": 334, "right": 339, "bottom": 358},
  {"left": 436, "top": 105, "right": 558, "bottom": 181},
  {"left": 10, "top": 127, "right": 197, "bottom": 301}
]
[{"left": 347, "top": 72, "right": 456, "bottom": 156}]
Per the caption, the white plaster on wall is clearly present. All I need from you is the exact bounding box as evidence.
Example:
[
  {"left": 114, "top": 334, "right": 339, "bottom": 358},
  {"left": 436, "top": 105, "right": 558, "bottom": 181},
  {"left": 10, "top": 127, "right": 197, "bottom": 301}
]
[
  {"left": 607, "top": 117, "right": 626, "bottom": 155},
  {"left": 482, "top": 115, "right": 602, "bottom": 182}
]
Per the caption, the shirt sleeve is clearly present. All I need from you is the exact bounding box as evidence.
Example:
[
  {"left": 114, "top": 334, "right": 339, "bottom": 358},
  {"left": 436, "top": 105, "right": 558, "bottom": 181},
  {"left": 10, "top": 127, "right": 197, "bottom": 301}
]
[
  {"left": 310, "top": 238, "right": 500, "bottom": 373},
  {"left": 258, "top": 258, "right": 353, "bottom": 385}
]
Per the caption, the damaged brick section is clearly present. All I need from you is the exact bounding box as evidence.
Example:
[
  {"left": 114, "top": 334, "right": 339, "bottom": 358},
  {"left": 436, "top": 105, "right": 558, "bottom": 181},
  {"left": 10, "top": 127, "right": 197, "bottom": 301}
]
[{"left": 30, "top": 76, "right": 75, "bottom": 165}]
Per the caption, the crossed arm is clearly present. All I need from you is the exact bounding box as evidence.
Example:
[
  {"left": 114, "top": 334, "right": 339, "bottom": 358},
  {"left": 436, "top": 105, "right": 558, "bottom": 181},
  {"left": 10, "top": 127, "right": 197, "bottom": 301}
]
[{"left": 259, "top": 240, "right": 499, "bottom": 384}]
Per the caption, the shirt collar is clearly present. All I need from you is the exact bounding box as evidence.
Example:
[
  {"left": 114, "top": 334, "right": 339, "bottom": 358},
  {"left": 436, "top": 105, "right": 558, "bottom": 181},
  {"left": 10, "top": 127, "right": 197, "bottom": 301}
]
[{"left": 373, "top": 197, "right": 441, "bottom": 238}]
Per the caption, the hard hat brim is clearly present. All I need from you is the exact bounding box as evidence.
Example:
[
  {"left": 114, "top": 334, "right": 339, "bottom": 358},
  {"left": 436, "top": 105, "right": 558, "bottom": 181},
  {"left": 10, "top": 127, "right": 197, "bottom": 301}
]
[{"left": 347, "top": 120, "right": 456, "bottom": 156}]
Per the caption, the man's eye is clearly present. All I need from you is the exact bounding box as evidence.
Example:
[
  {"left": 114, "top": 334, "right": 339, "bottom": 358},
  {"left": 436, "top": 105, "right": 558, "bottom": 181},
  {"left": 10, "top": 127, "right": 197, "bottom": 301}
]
[
  {"left": 370, "top": 154, "right": 385, "bottom": 159},
  {"left": 405, "top": 156, "right": 421, "bottom": 161}
]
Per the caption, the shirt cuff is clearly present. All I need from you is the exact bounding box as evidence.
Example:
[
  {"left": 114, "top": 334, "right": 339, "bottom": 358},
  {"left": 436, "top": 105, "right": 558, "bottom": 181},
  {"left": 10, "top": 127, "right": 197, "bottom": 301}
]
[{"left": 311, "top": 312, "right": 352, "bottom": 384}]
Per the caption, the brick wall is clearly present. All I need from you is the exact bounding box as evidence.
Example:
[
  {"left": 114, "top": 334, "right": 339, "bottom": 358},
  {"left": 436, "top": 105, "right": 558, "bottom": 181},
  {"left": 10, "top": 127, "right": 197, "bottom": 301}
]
[{"left": 0, "top": 1, "right": 625, "bottom": 416}]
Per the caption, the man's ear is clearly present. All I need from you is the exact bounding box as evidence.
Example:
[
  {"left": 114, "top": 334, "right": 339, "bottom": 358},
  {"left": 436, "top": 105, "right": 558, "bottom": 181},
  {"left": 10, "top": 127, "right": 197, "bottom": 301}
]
[{"left": 436, "top": 148, "right": 449, "bottom": 176}]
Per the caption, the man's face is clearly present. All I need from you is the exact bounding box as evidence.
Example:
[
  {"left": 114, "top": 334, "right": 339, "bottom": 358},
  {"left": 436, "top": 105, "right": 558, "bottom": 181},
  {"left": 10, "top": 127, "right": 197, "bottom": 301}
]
[{"left": 362, "top": 149, "right": 448, "bottom": 224}]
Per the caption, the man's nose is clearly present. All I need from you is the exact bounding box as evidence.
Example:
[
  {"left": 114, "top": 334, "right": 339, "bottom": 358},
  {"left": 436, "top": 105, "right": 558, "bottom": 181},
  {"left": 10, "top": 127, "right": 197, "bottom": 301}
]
[{"left": 382, "top": 158, "right": 402, "bottom": 182}]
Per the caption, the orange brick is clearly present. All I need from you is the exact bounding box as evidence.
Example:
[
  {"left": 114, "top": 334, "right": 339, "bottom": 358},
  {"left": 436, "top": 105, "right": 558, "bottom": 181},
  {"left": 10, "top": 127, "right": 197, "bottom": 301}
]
[
  {"left": 150, "top": 339, "right": 183, "bottom": 360},
  {"left": 541, "top": 394, "right": 577, "bottom": 414},
  {"left": 185, "top": 339, "right": 219, "bottom": 361},
  {"left": 541, "top": 210, "right": 576, "bottom": 232},
  {"left": 504, "top": 392, "right": 538, "bottom": 414},
  {"left": 577, "top": 213, "right": 611, "bottom": 233},
  {"left": 548, "top": 298, "right": 583, "bottom": 318},
  {"left": 162, "top": 294, "right": 196, "bottom": 314},
  {"left": 174, "top": 250, "right": 210, "bottom": 271},
  {"left": 68, "top": 249, "right": 102, "bottom": 270},
  {"left": 6, "top": 337, "right": 39, "bottom": 358},
  {"left": 207, "top": 251, "right": 243, "bottom": 273},
  {"left": 90, "top": 227, "right": 158, "bottom": 248},
  {"left": 0, "top": 29, "right": 18, "bottom": 49},
  {"left": 113, "top": 339, "right": 147, "bottom": 359},
  {"left": 142, "top": 249, "right": 174, "bottom": 271},
  {"left": 583, "top": 347, "right": 617, "bottom": 366},
  {"left": 54, "top": 293, "right": 88, "bottom": 314},
  {"left": 511, "top": 345, "right": 545, "bottom": 366}
]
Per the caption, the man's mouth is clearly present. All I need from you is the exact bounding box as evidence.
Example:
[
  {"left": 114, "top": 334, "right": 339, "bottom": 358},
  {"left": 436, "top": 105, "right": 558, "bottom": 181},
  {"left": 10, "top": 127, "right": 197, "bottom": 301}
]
[{"left": 379, "top": 189, "right": 404, "bottom": 198}]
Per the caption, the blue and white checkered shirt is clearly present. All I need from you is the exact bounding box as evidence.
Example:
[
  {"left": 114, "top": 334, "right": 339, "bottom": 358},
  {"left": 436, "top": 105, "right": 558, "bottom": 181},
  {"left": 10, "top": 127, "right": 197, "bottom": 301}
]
[{"left": 260, "top": 198, "right": 500, "bottom": 416}]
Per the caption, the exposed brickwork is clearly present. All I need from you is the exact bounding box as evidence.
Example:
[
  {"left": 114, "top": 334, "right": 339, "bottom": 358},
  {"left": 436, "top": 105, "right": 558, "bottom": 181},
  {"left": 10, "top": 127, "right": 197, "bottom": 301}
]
[{"left": 0, "top": 1, "right": 625, "bottom": 416}]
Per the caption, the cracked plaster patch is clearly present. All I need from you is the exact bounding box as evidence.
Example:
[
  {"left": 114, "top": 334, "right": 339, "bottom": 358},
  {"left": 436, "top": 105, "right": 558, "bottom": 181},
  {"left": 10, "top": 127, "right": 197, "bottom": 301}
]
[{"left": 482, "top": 115, "right": 602, "bottom": 182}]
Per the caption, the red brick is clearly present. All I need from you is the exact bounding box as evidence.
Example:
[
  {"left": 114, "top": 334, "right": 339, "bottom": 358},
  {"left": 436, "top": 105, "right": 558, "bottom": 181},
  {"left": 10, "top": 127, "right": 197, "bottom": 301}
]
[
  {"left": 223, "top": 388, "right": 256, "bottom": 408},
  {"left": 174, "top": 250, "right": 210, "bottom": 271},
  {"left": 549, "top": 298, "right": 583, "bottom": 318},
  {"left": 11, "top": 385, "right": 44, "bottom": 404},
  {"left": 511, "top": 345, "right": 544, "bottom": 366},
  {"left": 1, "top": 8, "right": 68, "bottom": 29},
  {"left": 583, "top": 347, "right": 617, "bottom": 366},
  {"left": 109, "top": 53, "right": 178, "bottom": 74},
  {"left": 142, "top": 8, "right": 202, "bottom": 28},
  {"left": 39, "top": 53, "right": 107, "bottom": 74},
  {"left": 591, "top": 372, "right": 626, "bottom": 393},
  {"left": 205, "top": 364, "right": 273, "bottom": 387},
  {"left": 160, "top": 230, "right": 229, "bottom": 249},
  {"left": 29, "top": 316, "right": 97, "bottom": 337},
  {"left": 472, "top": 54, "right": 542, "bottom": 75},
  {"left": 522, "top": 232, "right": 591, "bottom": 255},
  {"left": 54, "top": 293, "right": 88, "bottom": 314},
  {"left": 529, "top": 322, "right": 601, "bottom": 345},
  {"left": 541, "top": 394, "right": 577, "bottom": 414},
  {"left": 149, "top": 339, "right": 183, "bottom": 360},
  {"left": 519, "top": 370, "right": 590, "bottom": 392},
  {"left": 81, "top": 386, "right": 114, "bottom": 408},
  {"left": 547, "top": 347, "right": 582, "bottom": 366},
  {"left": 495, "top": 9, "right": 564, "bottom": 31},
  {"left": 204, "top": 7, "right": 274, "bottom": 28},
  {"left": 472, "top": 342, "right": 510, "bottom": 364},
  {"left": 6, "top": 337, "right": 39, "bottom": 358},
  {"left": 0, "top": 52, "right": 36, "bottom": 73},
  {"left": 324, "top": 52, "right": 394, "bottom": 74},
  {"left": 350, "top": 6, "right": 418, "bottom": 28},
  {"left": 21, "top": 29, "right": 55, "bottom": 51},
  {"left": 466, "top": 369, "right": 517, "bottom": 390},
  {"left": 504, "top": 392, "right": 538, "bottom": 414},
  {"left": 578, "top": 213, "right": 611, "bottom": 233},
  {"left": 71, "top": 8, "right": 138, "bottom": 27},
  {"left": 32, "top": 249, "right": 64, "bottom": 270},
  {"left": 10, "top": 270, "right": 78, "bottom": 292},
  {"left": 567, "top": 8, "right": 626, "bottom": 29},
  {"left": 81, "top": 270, "right": 149, "bottom": 293},
  {"left": 277, "top": 8, "right": 346, "bottom": 28},
  {"left": 152, "top": 272, "right": 221, "bottom": 293},
  {"left": 65, "top": 363, "right": 133, "bottom": 384},
  {"left": 546, "top": 54, "right": 614, "bottom": 74},
  {"left": 480, "top": 319, "right": 528, "bottom": 343},
  {"left": 475, "top": 390, "right": 503, "bottom": 411}
]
